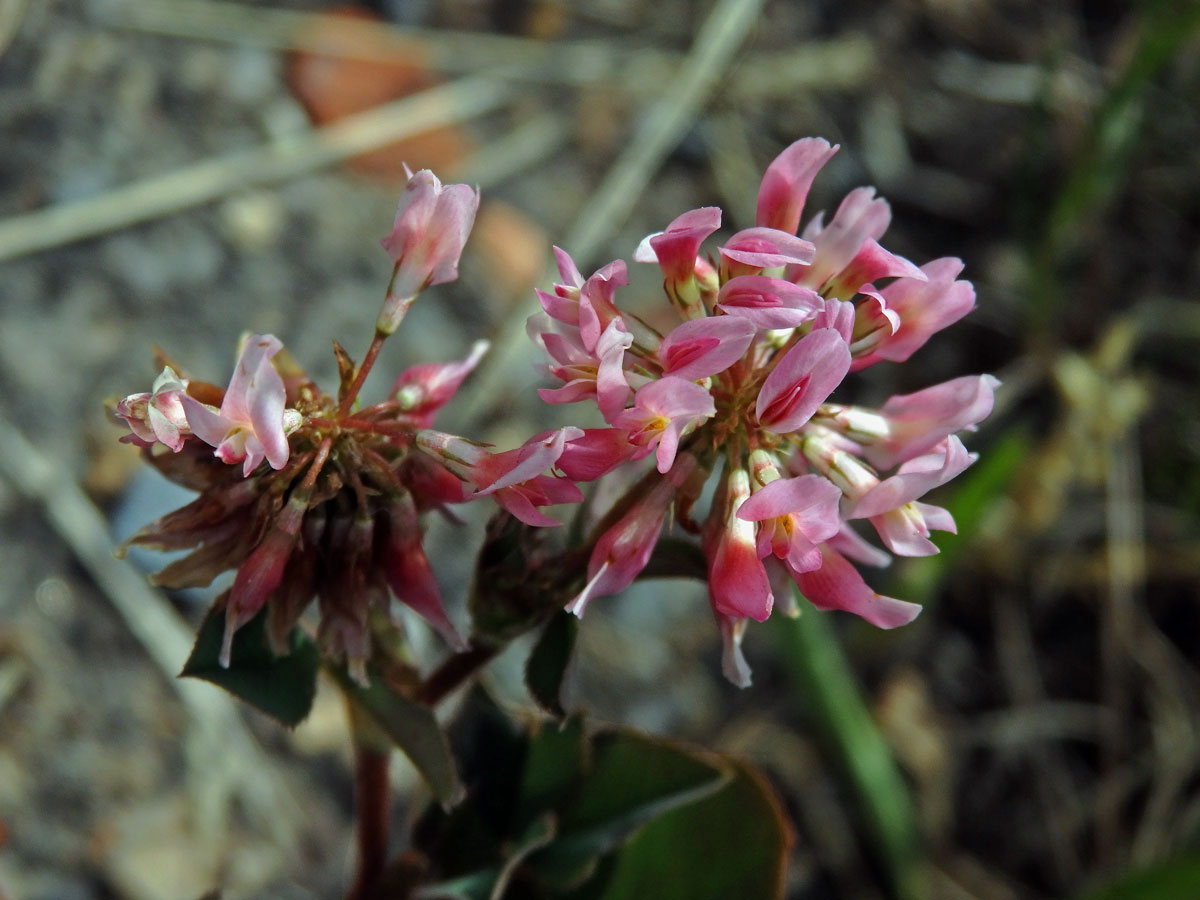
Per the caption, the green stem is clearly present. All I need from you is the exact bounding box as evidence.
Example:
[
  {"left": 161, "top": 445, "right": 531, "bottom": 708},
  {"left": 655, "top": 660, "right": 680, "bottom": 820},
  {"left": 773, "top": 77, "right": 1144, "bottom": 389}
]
[{"left": 775, "top": 605, "right": 924, "bottom": 900}]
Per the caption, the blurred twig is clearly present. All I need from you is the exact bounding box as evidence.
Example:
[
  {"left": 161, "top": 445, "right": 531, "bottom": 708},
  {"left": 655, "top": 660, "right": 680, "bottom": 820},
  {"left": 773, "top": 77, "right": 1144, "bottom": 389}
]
[
  {"left": 0, "top": 75, "right": 516, "bottom": 263},
  {"left": 99, "top": 0, "right": 873, "bottom": 94},
  {"left": 0, "top": 409, "right": 306, "bottom": 855},
  {"left": 0, "top": 0, "right": 27, "bottom": 61}
]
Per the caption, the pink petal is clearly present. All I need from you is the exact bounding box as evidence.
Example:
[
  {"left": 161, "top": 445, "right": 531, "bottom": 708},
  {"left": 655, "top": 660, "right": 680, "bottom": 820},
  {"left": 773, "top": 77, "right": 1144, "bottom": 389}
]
[
  {"left": 556, "top": 428, "right": 635, "bottom": 481},
  {"left": 865, "top": 374, "right": 999, "bottom": 468},
  {"left": 707, "top": 471, "right": 773, "bottom": 622},
  {"left": 863, "top": 257, "right": 976, "bottom": 365},
  {"left": 646, "top": 207, "right": 722, "bottom": 282},
  {"left": 801, "top": 187, "right": 892, "bottom": 290},
  {"left": 823, "top": 239, "right": 926, "bottom": 301},
  {"left": 756, "top": 137, "right": 839, "bottom": 234},
  {"left": 756, "top": 328, "right": 851, "bottom": 433},
  {"left": 721, "top": 227, "right": 816, "bottom": 271},
  {"left": 659, "top": 315, "right": 756, "bottom": 380},
  {"left": 737, "top": 473, "right": 842, "bottom": 544},
  {"left": 850, "top": 436, "right": 975, "bottom": 519},
  {"left": 794, "top": 546, "right": 921, "bottom": 628},
  {"left": 716, "top": 276, "right": 823, "bottom": 330}
]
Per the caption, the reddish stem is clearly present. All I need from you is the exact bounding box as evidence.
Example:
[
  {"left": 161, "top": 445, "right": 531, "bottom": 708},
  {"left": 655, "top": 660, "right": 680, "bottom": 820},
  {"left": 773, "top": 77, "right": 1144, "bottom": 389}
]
[
  {"left": 416, "top": 641, "right": 501, "bottom": 706},
  {"left": 346, "top": 744, "right": 391, "bottom": 900},
  {"left": 339, "top": 331, "right": 387, "bottom": 417}
]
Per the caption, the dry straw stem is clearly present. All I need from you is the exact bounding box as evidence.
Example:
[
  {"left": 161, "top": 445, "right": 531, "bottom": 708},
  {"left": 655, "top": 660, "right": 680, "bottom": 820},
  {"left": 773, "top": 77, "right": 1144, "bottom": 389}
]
[
  {"left": 102, "top": 0, "right": 873, "bottom": 94},
  {"left": 458, "top": 0, "right": 769, "bottom": 424},
  {"left": 0, "top": 75, "right": 517, "bottom": 264},
  {"left": 0, "top": 410, "right": 307, "bottom": 855}
]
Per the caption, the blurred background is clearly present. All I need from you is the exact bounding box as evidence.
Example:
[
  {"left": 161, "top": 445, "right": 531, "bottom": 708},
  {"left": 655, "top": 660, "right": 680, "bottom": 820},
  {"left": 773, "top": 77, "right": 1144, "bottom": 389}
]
[{"left": 1, "top": 0, "right": 1199, "bottom": 897}]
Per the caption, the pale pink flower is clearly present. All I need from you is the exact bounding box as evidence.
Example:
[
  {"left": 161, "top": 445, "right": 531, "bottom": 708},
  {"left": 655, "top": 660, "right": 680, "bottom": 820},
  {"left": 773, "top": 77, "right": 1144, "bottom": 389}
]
[
  {"left": 180, "top": 334, "right": 301, "bottom": 477},
  {"left": 658, "top": 315, "right": 756, "bottom": 380},
  {"left": 755, "top": 328, "right": 851, "bottom": 434},
  {"left": 852, "top": 257, "right": 976, "bottom": 367},
  {"left": 847, "top": 436, "right": 975, "bottom": 556},
  {"left": 525, "top": 136, "right": 996, "bottom": 685},
  {"left": 115, "top": 366, "right": 191, "bottom": 451},
  {"left": 796, "top": 187, "right": 891, "bottom": 291},
  {"left": 715, "top": 276, "right": 822, "bottom": 330},
  {"left": 533, "top": 317, "right": 632, "bottom": 421},
  {"left": 635, "top": 207, "right": 722, "bottom": 311},
  {"left": 756, "top": 137, "right": 840, "bottom": 235},
  {"left": 706, "top": 468, "right": 773, "bottom": 622},
  {"left": 612, "top": 376, "right": 715, "bottom": 474},
  {"left": 793, "top": 544, "right": 921, "bottom": 629},
  {"left": 392, "top": 340, "right": 488, "bottom": 429},
  {"left": 416, "top": 427, "right": 585, "bottom": 526},
  {"left": 377, "top": 168, "right": 480, "bottom": 334},
  {"left": 568, "top": 456, "right": 697, "bottom": 617},
  {"left": 817, "top": 374, "right": 999, "bottom": 469},
  {"left": 738, "top": 455, "right": 842, "bottom": 577}
]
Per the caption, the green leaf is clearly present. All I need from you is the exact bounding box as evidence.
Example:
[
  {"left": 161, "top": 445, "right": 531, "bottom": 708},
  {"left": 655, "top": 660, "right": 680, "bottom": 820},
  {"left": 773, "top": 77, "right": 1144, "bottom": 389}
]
[
  {"left": 516, "top": 716, "right": 586, "bottom": 830},
  {"left": 180, "top": 605, "right": 319, "bottom": 727},
  {"left": 333, "top": 667, "right": 464, "bottom": 809},
  {"left": 775, "top": 606, "right": 924, "bottom": 900},
  {"left": 532, "top": 731, "right": 731, "bottom": 886},
  {"left": 1075, "top": 856, "right": 1200, "bottom": 900},
  {"left": 525, "top": 611, "right": 579, "bottom": 718},
  {"left": 591, "top": 758, "right": 791, "bottom": 900}
]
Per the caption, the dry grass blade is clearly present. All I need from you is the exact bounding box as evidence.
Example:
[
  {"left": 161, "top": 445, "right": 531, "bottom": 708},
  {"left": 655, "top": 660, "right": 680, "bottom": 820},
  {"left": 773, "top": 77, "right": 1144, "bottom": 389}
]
[
  {"left": 0, "top": 75, "right": 516, "bottom": 263},
  {"left": 102, "top": 0, "right": 618, "bottom": 80},
  {"left": 0, "top": 409, "right": 306, "bottom": 853}
]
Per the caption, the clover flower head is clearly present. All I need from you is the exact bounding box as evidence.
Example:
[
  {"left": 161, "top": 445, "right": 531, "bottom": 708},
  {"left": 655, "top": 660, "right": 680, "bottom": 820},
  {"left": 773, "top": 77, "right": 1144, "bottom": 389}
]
[{"left": 529, "top": 136, "right": 998, "bottom": 685}]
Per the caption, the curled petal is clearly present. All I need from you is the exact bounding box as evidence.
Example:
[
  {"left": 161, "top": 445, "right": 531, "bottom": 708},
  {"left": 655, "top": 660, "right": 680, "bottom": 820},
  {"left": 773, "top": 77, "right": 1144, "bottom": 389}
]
[
  {"left": 642, "top": 206, "right": 722, "bottom": 282},
  {"left": 858, "top": 257, "right": 976, "bottom": 366},
  {"left": 719, "top": 616, "right": 753, "bottom": 688}
]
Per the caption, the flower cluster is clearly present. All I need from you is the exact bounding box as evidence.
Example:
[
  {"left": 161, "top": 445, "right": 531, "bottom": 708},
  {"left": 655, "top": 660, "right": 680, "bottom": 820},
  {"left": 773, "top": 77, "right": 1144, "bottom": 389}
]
[
  {"left": 116, "top": 171, "right": 578, "bottom": 682},
  {"left": 528, "top": 137, "right": 997, "bottom": 685},
  {"left": 116, "top": 140, "right": 995, "bottom": 691}
]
